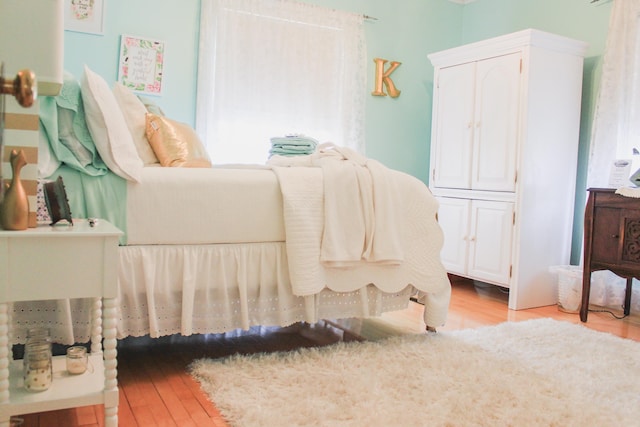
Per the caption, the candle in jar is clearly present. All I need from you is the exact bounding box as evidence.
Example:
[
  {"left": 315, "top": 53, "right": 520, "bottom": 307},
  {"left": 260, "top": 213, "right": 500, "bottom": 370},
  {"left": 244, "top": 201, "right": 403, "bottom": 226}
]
[
  {"left": 66, "top": 346, "right": 88, "bottom": 374},
  {"left": 23, "top": 358, "right": 52, "bottom": 391}
]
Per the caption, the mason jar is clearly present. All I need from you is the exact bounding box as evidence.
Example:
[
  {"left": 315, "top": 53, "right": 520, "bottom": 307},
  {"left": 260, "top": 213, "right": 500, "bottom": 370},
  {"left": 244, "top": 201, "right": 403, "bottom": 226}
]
[
  {"left": 23, "top": 349, "right": 52, "bottom": 392},
  {"left": 24, "top": 327, "right": 52, "bottom": 370},
  {"left": 66, "top": 346, "right": 88, "bottom": 375},
  {"left": 23, "top": 327, "right": 53, "bottom": 391}
]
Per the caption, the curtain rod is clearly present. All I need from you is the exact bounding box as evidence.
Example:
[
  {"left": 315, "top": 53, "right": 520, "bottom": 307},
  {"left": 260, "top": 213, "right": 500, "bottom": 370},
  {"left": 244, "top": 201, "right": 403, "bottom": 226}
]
[{"left": 364, "top": 14, "right": 378, "bottom": 21}]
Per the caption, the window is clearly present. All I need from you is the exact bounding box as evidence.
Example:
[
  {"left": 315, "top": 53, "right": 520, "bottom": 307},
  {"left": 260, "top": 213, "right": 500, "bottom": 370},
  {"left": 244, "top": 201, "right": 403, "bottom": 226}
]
[
  {"left": 588, "top": 0, "right": 640, "bottom": 187},
  {"left": 196, "top": 0, "right": 367, "bottom": 164}
]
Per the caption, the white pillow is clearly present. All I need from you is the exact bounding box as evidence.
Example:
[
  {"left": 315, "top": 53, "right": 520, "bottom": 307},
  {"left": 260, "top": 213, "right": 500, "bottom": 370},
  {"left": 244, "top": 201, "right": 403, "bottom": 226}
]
[
  {"left": 38, "top": 126, "right": 61, "bottom": 178},
  {"left": 112, "top": 83, "right": 158, "bottom": 166},
  {"left": 81, "top": 65, "right": 142, "bottom": 181}
]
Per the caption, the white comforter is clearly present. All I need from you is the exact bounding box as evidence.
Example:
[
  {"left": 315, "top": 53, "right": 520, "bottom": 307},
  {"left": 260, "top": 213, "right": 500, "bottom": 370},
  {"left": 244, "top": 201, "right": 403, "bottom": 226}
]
[{"left": 126, "top": 165, "right": 285, "bottom": 245}]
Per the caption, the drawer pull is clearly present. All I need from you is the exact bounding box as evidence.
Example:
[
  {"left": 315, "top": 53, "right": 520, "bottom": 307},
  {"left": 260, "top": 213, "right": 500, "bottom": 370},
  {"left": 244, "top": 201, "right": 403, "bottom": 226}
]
[{"left": 612, "top": 234, "right": 620, "bottom": 239}]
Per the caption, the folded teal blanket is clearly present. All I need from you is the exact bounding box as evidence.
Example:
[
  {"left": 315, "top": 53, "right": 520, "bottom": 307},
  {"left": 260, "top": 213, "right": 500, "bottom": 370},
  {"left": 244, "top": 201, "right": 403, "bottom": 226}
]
[
  {"left": 271, "top": 144, "right": 315, "bottom": 153},
  {"left": 269, "top": 135, "right": 318, "bottom": 157},
  {"left": 39, "top": 72, "right": 108, "bottom": 177},
  {"left": 269, "top": 150, "right": 311, "bottom": 157}
]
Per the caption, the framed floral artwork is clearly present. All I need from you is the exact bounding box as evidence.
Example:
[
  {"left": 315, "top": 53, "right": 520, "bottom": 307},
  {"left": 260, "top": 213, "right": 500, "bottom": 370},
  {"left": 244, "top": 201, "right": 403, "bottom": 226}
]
[
  {"left": 64, "top": 0, "right": 105, "bottom": 35},
  {"left": 118, "top": 35, "right": 165, "bottom": 95}
]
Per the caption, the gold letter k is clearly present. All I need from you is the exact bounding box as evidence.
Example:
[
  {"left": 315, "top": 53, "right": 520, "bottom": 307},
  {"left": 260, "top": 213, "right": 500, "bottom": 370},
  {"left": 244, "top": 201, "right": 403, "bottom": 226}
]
[{"left": 372, "top": 58, "right": 401, "bottom": 98}]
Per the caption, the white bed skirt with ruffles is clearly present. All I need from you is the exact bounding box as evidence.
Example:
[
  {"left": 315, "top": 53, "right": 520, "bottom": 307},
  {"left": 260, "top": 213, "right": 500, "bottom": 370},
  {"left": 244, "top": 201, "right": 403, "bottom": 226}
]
[{"left": 11, "top": 242, "right": 415, "bottom": 344}]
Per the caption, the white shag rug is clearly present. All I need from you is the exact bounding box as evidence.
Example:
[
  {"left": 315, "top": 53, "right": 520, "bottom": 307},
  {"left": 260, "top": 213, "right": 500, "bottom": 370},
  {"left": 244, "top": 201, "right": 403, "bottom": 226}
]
[{"left": 189, "top": 318, "right": 640, "bottom": 427}]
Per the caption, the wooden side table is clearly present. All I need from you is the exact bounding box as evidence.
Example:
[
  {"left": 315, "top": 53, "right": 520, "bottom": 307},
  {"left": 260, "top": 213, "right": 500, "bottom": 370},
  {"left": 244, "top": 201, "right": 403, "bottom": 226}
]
[
  {"left": 0, "top": 219, "right": 122, "bottom": 427},
  {"left": 581, "top": 188, "right": 640, "bottom": 322}
]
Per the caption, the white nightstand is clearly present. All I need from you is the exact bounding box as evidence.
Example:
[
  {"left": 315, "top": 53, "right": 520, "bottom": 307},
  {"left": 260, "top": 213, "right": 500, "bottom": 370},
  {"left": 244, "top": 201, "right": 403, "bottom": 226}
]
[{"left": 0, "top": 219, "right": 122, "bottom": 427}]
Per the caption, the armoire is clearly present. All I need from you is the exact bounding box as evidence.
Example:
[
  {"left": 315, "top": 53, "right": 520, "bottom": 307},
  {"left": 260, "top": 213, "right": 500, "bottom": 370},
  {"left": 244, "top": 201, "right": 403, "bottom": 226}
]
[{"left": 428, "top": 29, "right": 588, "bottom": 310}]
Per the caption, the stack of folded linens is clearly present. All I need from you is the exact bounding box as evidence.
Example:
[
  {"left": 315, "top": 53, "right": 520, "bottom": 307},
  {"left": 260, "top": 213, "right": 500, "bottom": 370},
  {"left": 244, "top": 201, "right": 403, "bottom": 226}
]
[{"left": 269, "top": 134, "right": 318, "bottom": 157}]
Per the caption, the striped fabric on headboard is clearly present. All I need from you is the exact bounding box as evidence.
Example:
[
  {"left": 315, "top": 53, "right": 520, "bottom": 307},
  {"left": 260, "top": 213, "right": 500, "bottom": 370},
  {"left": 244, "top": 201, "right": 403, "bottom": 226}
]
[{"left": 2, "top": 97, "right": 39, "bottom": 228}]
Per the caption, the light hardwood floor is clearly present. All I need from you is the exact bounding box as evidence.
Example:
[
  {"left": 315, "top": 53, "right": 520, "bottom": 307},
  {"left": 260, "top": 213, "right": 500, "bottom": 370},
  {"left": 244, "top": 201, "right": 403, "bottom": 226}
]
[{"left": 15, "top": 275, "right": 640, "bottom": 426}]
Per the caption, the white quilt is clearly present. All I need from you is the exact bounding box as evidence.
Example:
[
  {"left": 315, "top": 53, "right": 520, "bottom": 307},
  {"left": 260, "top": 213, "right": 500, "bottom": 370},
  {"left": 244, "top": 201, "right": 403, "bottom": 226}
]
[{"left": 269, "top": 149, "right": 450, "bottom": 306}]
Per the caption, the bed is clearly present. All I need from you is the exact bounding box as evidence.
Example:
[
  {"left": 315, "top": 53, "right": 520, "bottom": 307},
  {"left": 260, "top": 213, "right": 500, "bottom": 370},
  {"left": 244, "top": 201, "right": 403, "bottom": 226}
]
[{"left": 10, "top": 67, "right": 451, "bottom": 345}]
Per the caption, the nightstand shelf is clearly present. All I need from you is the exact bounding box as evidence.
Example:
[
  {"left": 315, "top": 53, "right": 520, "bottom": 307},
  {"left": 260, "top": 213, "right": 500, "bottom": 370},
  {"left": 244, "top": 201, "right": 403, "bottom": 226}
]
[
  {"left": 6, "top": 354, "right": 108, "bottom": 415},
  {"left": 0, "top": 219, "right": 122, "bottom": 427}
]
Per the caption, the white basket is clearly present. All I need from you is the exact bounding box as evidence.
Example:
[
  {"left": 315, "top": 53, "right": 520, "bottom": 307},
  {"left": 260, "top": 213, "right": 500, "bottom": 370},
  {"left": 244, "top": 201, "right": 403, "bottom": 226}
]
[
  {"left": 550, "top": 265, "right": 582, "bottom": 313},
  {"left": 550, "top": 266, "right": 640, "bottom": 314}
]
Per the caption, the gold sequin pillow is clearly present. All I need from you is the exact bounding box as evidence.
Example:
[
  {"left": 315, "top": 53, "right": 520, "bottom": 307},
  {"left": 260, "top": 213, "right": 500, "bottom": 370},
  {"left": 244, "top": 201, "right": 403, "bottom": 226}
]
[{"left": 144, "top": 113, "right": 212, "bottom": 168}]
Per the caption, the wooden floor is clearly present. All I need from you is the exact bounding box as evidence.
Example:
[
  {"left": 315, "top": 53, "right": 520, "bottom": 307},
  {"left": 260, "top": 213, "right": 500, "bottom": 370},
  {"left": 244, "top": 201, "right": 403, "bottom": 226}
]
[{"left": 15, "top": 276, "right": 640, "bottom": 426}]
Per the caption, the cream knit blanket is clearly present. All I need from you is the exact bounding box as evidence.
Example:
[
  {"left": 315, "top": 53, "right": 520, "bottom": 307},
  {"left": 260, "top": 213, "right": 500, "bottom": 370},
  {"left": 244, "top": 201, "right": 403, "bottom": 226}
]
[{"left": 269, "top": 145, "right": 449, "bottom": 306}]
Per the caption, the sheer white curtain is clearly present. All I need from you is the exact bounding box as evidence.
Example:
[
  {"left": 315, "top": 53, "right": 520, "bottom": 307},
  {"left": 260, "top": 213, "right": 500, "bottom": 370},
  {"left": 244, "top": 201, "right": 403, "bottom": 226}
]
[
  {"left": 197, "top": 0, "right": 367, "bottom": 164},
  {"left": 588, "top": 0, "right": 640, "bottom": 187}
]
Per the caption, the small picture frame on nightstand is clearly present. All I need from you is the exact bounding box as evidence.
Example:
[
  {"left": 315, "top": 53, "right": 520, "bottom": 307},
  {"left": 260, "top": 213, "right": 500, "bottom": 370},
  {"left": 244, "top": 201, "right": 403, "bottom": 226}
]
[{"left": 43, "top": 176, "right": 73, "bottom": 226}]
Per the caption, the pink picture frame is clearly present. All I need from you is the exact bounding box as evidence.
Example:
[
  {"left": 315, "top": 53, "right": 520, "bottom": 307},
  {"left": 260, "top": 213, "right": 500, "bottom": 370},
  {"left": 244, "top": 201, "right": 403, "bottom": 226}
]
[{"left": 118, "top": 35, "right": 165, "bottom": 95}]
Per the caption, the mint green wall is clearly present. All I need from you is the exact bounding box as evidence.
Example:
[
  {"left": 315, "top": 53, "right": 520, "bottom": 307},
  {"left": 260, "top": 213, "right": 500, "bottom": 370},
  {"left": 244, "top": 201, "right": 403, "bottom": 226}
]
[
  {"left": 63, "top": 0, "right": 613, "bottom": 263},
  {"left": 63, "top": 0, "right": 201, "bottom": 125}
]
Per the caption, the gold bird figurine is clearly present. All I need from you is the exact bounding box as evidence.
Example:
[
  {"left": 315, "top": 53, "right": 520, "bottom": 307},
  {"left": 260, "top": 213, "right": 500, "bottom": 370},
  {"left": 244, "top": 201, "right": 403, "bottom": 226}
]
[{"left": 0, "top": 149, "right": 29, "bottom": 230}]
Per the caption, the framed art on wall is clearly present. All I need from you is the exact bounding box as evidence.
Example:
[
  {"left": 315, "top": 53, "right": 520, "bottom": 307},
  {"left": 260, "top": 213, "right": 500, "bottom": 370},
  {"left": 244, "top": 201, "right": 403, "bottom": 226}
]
[
  {"left": 64, "top": 0, "right": 105, "bottom": 35},
  {"left": 118, "top": 35, "right": 165, "bottom": 95}
]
